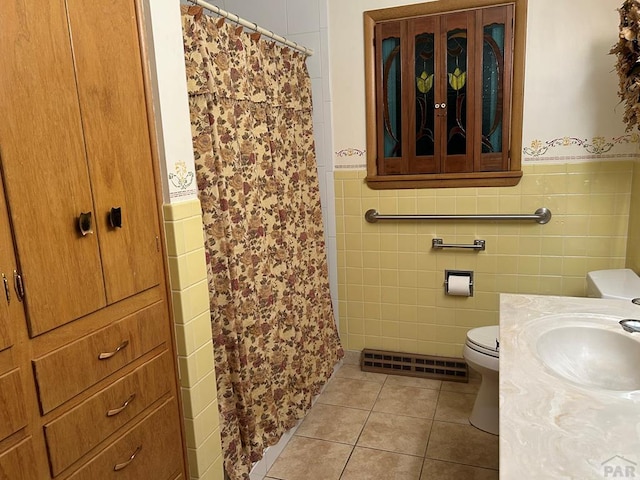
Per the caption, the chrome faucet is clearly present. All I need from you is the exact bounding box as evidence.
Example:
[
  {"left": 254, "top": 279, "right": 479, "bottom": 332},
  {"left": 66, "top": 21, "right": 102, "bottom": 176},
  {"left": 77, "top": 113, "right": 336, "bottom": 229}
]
[{"left": 619, "top": 319, "right": 640, "bottom": 333}]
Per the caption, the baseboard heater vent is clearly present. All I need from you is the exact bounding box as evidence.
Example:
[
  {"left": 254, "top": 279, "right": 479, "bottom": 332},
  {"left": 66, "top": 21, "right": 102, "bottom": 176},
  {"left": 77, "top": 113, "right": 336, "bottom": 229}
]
[{"left": 361, "top": 349, "right": 468, "bottom": 383}]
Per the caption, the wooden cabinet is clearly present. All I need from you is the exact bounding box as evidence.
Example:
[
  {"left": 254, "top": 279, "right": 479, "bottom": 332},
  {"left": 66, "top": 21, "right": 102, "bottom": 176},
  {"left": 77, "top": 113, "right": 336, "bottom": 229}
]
[
  {"left": 0, "top": 440, "right": 41, "bottom": 480},
  {"left": 0, "top": 0, "right": 188, "bottom": 478},
  {"left": 0, "top": 0, "right": 161, "bottom": 337},
  {"left": 364, "top": 0, "right": 527, "bottom": 189}
]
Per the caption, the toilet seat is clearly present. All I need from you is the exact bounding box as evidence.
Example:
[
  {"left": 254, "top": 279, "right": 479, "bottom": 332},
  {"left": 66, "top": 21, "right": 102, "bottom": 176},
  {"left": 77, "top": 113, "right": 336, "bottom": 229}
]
[{"left": 466, "top": 325, "right": 499, "bottom": 358}]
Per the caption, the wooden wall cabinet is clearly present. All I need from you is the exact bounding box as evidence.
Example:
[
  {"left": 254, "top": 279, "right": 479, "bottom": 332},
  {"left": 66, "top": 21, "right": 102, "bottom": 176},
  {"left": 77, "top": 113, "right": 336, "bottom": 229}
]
[
  {"left": 364, "top": 0, "right": 527, "bottom": 189},
  {"left": 0, "top": 1, "right": 188, "bottom": 478}
]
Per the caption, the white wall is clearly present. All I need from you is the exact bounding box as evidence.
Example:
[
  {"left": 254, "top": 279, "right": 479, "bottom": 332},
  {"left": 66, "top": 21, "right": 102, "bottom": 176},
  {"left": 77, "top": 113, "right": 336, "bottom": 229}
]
[{"left": 144, "top": 0, "right": 198, "bottom": 203}]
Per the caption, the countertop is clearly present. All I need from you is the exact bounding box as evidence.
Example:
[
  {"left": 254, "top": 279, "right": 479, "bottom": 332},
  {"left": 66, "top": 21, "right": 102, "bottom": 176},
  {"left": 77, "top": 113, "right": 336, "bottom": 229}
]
[{"left": 500, "top": 293, "right": 640, "bottom": 479}]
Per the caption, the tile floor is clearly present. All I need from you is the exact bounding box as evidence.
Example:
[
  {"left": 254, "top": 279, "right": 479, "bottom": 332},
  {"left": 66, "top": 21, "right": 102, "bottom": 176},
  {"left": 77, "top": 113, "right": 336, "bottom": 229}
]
[{"left": 264, "top": 355, "right": 499, "bottom": 480}]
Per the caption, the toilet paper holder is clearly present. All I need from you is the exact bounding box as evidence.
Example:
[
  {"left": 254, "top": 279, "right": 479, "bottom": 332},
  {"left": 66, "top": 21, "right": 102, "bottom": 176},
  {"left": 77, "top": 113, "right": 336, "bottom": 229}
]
[{"left": 444, "top": 270, "right": 474, "bottom": 296}]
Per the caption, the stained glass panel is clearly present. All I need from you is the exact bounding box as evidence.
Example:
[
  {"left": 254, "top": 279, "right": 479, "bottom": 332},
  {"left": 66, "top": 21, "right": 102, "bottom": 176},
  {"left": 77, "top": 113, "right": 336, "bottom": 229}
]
[
  {"left": 482, "top": 23, "right": 504, "bottom": 153},
  {"left": 382, "top": 36, "right": 402, "bottom": 158},
  {"left": 446, "top": 28, "right": 467, "bottom": 155},
  {"left": 415, "top": 32, "right": 435, "bottom": 156}
]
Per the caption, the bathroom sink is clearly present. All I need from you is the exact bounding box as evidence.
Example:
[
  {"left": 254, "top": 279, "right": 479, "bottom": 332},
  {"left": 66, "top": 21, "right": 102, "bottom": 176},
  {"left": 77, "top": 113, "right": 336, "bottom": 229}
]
[{"left": 536, "top": 326, "right": 640, "bottom": 391}]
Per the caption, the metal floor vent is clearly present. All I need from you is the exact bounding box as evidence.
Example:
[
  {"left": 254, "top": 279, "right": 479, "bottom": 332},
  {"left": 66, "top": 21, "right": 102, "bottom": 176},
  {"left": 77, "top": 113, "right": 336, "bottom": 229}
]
[{"left": 361, "top": 349, "right": 468, "bottom": 382}]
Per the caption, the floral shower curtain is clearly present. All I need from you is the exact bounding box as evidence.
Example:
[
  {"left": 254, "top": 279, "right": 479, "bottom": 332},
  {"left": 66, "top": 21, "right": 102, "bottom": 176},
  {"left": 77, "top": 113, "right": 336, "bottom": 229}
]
[{"left": 181, "top": 7, "right": 343, "bottom": 480}]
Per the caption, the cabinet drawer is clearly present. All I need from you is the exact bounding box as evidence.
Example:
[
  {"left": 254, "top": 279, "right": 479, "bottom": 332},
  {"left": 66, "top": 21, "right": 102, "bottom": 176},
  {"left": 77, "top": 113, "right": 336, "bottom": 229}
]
[
  {"left": 68, "top": 398, "right": 182, "bottom": 480},
  {"left": 0, "top": 438, "right": 39, "bottom": 480},
  {"left": 44, "top": 351, "right": 173, "bottom": 475},
  {"left": 33, "top": 301, "right": 167, "bottom": 414},
  {"left": 0, "top": 369, "right": 27, "bottom": 442}
]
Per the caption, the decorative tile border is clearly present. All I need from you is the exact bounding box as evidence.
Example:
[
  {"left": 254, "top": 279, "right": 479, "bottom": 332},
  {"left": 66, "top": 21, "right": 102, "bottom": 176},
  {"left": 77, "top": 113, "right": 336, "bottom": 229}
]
[
  {"left": 168, "top": 160, "right": 198, "bottom": 200},
  {"left": 335, "top": 148, "right": 366, "bottom": 157},
  {"left": 523, "top": 134, "right": 639, "bottom": 159},
  {"left": 334, "top": 147, "right": 366, "bottom": 170},
  {"left": 333, "top": 137, "right": 638, "bottom": 169},
  {"left": 335, "top": 163, "right": 366, "bottom": 169}
]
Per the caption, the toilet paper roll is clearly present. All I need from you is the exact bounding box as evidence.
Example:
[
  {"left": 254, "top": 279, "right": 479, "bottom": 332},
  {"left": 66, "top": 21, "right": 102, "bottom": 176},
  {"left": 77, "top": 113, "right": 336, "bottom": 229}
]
[{"left": 448, "top": 275, "right": 471, "bottom": 296}]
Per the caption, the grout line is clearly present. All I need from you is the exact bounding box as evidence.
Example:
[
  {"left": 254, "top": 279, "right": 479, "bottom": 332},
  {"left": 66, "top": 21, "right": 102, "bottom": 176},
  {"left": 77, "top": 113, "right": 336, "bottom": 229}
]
[{"left": 337, "top": 372, "right": 387, "bottom": 479}]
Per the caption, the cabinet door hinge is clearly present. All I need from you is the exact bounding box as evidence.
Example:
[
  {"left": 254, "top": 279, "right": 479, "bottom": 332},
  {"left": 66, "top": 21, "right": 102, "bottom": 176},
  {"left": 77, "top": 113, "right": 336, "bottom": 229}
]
[{"left": 156, "top": 236, "right": 160, "bottom": 252}]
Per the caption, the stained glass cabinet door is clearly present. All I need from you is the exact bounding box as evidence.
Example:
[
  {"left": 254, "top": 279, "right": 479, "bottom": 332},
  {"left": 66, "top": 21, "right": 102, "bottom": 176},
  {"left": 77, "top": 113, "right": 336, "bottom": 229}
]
[
  {"left": 376, "top": 21, "right": 403, "bottom": 175},
  {"left": 476, "top": 5, "right": 513, "bottom": 172},
  {"left": 372, "top": 4, "right": 514, "bottom": 179}
]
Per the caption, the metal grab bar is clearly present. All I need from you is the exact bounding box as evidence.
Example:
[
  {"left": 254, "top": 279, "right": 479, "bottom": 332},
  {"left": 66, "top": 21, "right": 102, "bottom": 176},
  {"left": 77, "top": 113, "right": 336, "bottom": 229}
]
[
  {"left": 432, "top": 238, "right": 485, "bottom": 251},
  {"left": 364, "top": 207, "right": 552, "bottom": 224}
]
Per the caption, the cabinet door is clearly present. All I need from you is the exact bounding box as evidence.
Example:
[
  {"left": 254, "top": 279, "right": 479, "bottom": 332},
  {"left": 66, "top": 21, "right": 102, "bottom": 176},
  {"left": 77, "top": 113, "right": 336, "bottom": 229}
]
[
  {"left": 408, "top": 15, "right": 440, "bottom": 174},
  {"left": 0, "top": 439, "right": 41, "bottom": 480},
  {"left": 0, "top": 0, "right": 107, "bottom": 336},
  {"left": 67, "top": 0, "right": 162, "bottom": 304},
  {"left": 0, "top": 179, "right": 13, "bottom": 352},
  {"left": 439, "top": 11, "right": 476, "bottom": 174}
]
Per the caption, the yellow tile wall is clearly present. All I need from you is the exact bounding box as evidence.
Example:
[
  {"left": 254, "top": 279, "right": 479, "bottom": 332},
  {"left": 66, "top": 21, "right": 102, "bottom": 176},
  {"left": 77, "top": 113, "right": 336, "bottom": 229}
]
[
  {"left": 335, "top": 161, "right": 633, "bottom": 358},
  {"left": 163, "top": 199, "right": 223, "bottom": 480},
  {"left": 627, "top": 157, "right": 640, "bottom": 273}
]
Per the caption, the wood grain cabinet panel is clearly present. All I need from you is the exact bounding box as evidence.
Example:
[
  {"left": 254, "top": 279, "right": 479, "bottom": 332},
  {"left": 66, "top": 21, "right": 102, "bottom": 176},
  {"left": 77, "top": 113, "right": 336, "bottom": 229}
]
[
  {"left": 0, "top": 0, "right": 107, "bottom": 337},
  {"left": 0, "top": 0, "right": 165, "bottom": 337},
  {"left": 0, "top": 369, "right": 27, "bottom": 442},
  {"left": 66, "top": 0, "right": 163, "bottom": 305},
  {"left": 0, "top": 0, "right": 187, "bottom": 476},
  {"left": 33, "top": 301, "right": 168, "bottom": 414},
  {"left": 68, "top": 398, "right": 182, "bottom": 480},
  {"left": 44, "top": 351, "right": 173, "bottom": 475},
  {"left": 0, "top": 174, "right": 20, "bottom": 355},
  {"left": 0, "top": 439, "right": 40, "bottom": 480}
]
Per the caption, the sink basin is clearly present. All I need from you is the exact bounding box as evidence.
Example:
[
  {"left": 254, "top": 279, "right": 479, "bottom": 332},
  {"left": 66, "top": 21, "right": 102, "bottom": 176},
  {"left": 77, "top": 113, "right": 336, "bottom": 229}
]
[{"left": 536, "top": 326, "right": 640, "bottom": 391}]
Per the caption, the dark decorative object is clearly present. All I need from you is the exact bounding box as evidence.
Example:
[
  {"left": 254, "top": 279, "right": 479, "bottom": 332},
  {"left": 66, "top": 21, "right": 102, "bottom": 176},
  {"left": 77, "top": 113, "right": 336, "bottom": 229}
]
[{"left": 611, "top": 0, "right": 640, "bottom": 131}]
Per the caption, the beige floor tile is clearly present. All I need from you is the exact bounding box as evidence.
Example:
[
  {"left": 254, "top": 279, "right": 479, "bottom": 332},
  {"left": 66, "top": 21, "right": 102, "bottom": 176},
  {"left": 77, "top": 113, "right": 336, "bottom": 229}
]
[
  {"left": 433, "top": 390, "right": 475, "bottom": 424},
  {"left": 385, "top": 375, "right": 442, "bottom": 390},
  {"left": 317, "top": 377, "right": 382, "bottom": 410},
  {"left": 420, "top": 458, "right": 498, "bottom": 479},
  {"left": 294, "top": 403, "right": 369, "bottom": 444},
  {"left": 341, "top": 447, "right": 423, "bottom": 480},
  {"left": 266, "top": 436, "right": 352, "bottom": 480},
  {"left": 335, "top": 364, "right": 387, "bottom": 383},
  {"left": 440, "top": 376, "right": 480, "bottom": 395},
  {"left": 426, "top": 422, "right": 498, "bottom": 470},
  {"left": 372, "top": 383, "right": 440, "bottom": 419},
  {"left": 357, "top": 411, "right": 432, "bottom": 456}
]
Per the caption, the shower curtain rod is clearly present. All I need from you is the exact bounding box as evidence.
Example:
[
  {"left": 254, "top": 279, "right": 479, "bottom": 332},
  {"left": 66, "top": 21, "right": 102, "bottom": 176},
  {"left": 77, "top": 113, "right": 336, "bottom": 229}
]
[{"left": 187, "top": 0, "right": 314, "bottom": 56}]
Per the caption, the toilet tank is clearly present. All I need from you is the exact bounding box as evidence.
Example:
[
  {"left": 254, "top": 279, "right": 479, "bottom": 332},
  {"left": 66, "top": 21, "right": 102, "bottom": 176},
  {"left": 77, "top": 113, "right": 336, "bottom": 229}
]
[{"left": 586, "top": 269, "right": 640, "bottom": 300}]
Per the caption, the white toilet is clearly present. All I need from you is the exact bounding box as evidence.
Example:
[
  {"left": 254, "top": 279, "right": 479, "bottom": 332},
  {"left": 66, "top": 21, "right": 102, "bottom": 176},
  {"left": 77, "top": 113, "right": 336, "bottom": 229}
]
[
  {"left": 586, "top": 268, "right": 640, "bottom": 300},
  {"left": 463, "top": 325, "right": 499, "bottom": 435}
]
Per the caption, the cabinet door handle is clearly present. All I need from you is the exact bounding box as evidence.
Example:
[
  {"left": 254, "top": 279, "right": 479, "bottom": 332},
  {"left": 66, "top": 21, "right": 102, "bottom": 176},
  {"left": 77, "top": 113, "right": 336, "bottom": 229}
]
[
  {"left": 98, "top": 339, "right": 129, "bottom": 360},
  {"left": 2, "top": 274, "right": 9, "bottom": 304},
  {"left": 109, "top": 207, "right": 122, "bottom": 228},
  {"left": 78, "top": 211, "right": 93, "bottom": 236},
  {"left": 13, "top": 270, "right": 24, "bottom": 302},
  {"left": 106, "top": 393, "right": 136, "bottom": 417},
  {"left": 113, "top": 445, "right": 142, "bottom": 471}
]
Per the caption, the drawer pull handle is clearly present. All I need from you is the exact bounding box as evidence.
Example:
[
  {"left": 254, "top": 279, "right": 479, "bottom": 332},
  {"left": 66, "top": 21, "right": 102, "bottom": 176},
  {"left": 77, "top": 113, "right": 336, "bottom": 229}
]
[
  {"left": 113, "top": 445, "right": 142, "bottom": 471},
  {"left": 106, "top": 393, "right": 136, "bottom": 417},
  {"left": 98, "top": 340, "right": 129, "bottom": 360}
]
